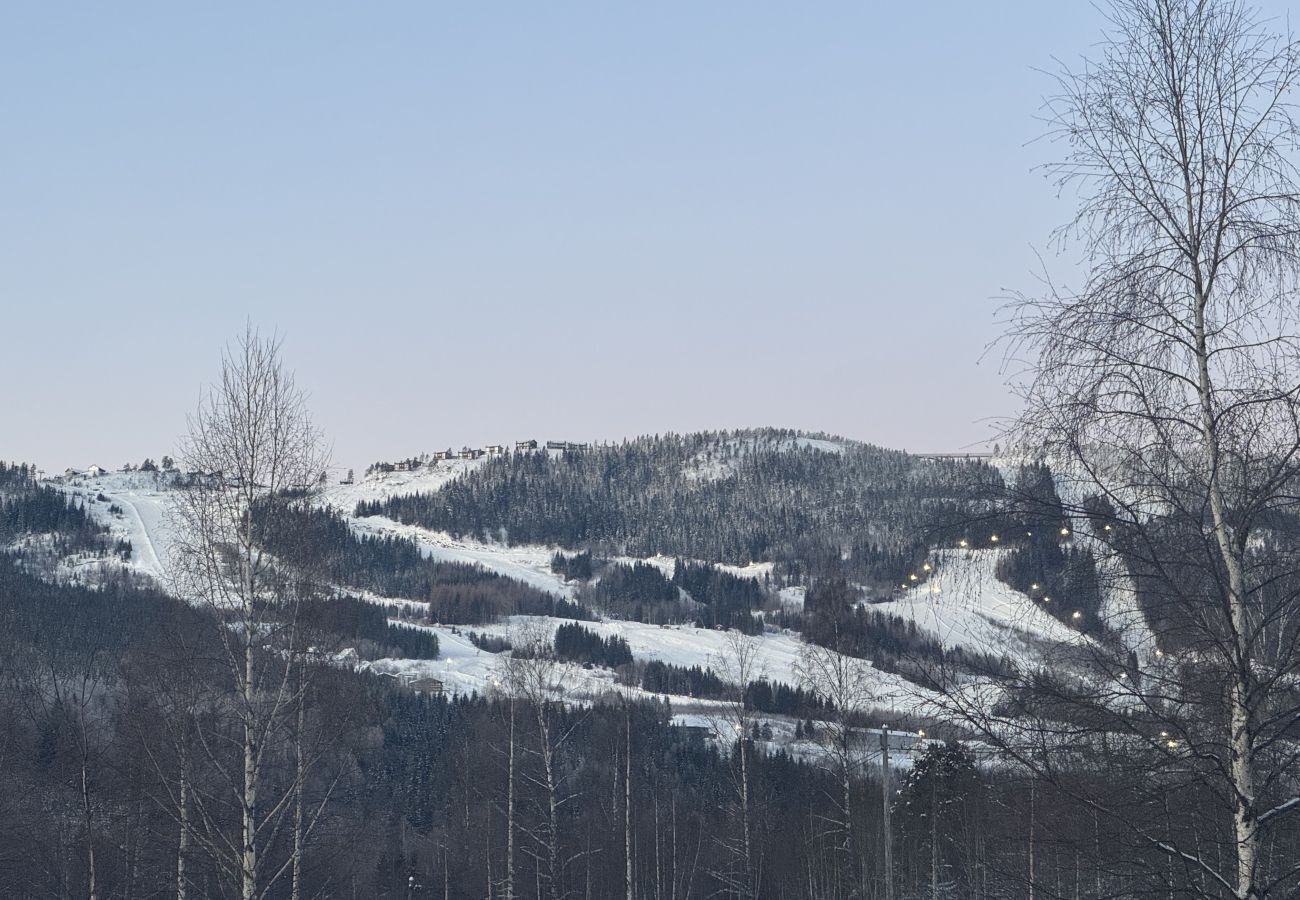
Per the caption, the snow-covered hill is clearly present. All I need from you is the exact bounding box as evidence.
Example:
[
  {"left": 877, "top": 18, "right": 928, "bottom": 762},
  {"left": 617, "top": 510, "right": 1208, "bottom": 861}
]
[{"left": 32, "top": 447, "right": 1078, "bottom": 744}]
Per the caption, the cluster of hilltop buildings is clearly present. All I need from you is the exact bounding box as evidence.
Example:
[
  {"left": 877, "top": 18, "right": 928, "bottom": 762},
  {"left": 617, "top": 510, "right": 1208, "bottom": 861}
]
[
  {"left": 361, "top": 440, "right": 594, "bottom": 479},
  {"left": 59, "top": 459, "right": 190, "bottom": 480},
  {"left": 426, "top": 439, "right": 593, "bottom": 462}
]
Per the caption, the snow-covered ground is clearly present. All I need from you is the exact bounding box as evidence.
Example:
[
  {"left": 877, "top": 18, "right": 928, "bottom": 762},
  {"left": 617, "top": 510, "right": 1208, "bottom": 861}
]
[
  {"left": 321, "top": 458, "right": 485, "bottom": 514},
  {"left": 348, "top": 515, "right": 578, "bottom": 599},
  {"left": 778, "top": 585, "right": 806, "bottom": 609},
  {"left": 41, "top": 460, "right": 1083, "bottom": 734},
  {"left": 378, "top": 614, "right": 942, "bottom": 718},
  {"left": 342, "top": 520, "right": 778, "bottom": 604},
  {"left": 57, "top": 470, "right": 176, "bottom": 581},
  {"left": 365, "top": 613, "right": 960, "bottom": 768},
  {"left": 866, "top": 549, "right": 1089, "bottom": 662}
]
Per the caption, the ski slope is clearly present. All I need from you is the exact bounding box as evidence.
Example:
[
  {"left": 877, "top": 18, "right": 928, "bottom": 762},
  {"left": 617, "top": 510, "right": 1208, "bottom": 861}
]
[
  {"left": 348, "top": 515, "right": 578, "bottom": 599},
  {"left": 389, "top": 614, "right": 941, "bottom": 717},
  {"left": 57, "top": 470, "right": 175, "bottom": 581},
  {"left": 868, "top": 549, "right": 1089, "bottom": 662}
]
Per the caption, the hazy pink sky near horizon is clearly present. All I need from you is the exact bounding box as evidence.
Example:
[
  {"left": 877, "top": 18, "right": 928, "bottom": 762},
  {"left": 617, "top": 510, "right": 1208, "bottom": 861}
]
[{"left": 8, "top": 3, "right": 1290, "bottom": 472}]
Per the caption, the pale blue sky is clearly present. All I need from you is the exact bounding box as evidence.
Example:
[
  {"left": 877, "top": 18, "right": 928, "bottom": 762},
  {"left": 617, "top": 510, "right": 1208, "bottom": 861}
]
[{"left": 6, "top": 3, "right": 1281, "bottom": 472}]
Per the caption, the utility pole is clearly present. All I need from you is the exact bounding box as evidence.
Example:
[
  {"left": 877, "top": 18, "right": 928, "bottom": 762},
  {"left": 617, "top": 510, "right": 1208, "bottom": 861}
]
[
  {"left": 881, "top": 726, "right": 894, "bottom": 900},
  {"left": 1028, "top": 779, "right": 1036, "bottom": 900}
]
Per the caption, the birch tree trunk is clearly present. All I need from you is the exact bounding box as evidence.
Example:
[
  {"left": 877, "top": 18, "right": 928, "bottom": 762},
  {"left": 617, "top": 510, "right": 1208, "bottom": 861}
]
[
  {"left": 177, "top": 755, "right": 189, "bottom": 900},
  {"left": 923, "top": 2, "right": 1300, "bottom": 898}
]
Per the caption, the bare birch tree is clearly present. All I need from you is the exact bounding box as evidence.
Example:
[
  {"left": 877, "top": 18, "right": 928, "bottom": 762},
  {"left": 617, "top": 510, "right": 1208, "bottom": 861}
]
[
  {"left": 500, "top": 620, "right": 582, "bottom": 900},
  {"left": 708, "top": 630, "right": 765, "bottom": 900},
  {"left": 933, "top": 3, "right": 1300, "bottom": 899},
  {"left": 796, "top": 637, "right": 875, "bottom": 897},
  {"left": 170, "top": 325, "right": 330, "bottom": 900}
]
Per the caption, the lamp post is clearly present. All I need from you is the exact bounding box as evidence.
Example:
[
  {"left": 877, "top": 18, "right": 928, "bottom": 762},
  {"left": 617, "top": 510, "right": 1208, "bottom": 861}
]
[{"left": 881, "top": 726, "right": 894, "bottom": 900}]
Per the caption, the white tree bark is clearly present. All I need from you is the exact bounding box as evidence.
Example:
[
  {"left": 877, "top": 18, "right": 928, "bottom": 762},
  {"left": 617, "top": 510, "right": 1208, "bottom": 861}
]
[{"left": 172, "top": 324, "right": 329, "bottom": 900}]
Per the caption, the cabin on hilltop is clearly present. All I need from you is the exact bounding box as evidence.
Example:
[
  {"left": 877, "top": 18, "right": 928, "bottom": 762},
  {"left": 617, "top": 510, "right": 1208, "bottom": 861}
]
[
  {"left": 383, "top": 671, "right": 444, "bottom": 695},
  {"left": 401, "top": 673, "right": 444, "bottom": 695}
]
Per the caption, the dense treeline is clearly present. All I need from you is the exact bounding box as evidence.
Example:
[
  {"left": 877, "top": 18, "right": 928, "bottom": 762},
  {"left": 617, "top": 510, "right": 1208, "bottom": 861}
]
[
  {"left": 254, "top": 500, "right": 591, "bottom": 624},
  {"left": 0, "top": 460, "right": 38, "bottom": 488},
  {"left": 425, "top": 584, "right": 591, "bottom": 626},
  {"left": 303, "top": 594, "right": 440, "bottom": 660},
  {"left": 550, "top": 549, "right": 593, "bottom": 581},
  {"left": 639, "top": 659, "right": 727, "bottom": 698},
  {"left": 746, "top": 678, "right": 830, "bottom": 720},
  {"left": 994, "top": 540, "right": 1104, "bottom": 633},
  {"left": 0, "top": 553, "right": 183, "bottom": 654},
  {"left": 358, "top": 429, "right": 1005, "bottom": 583},
  {"left": 635, "top": 659, "right": 829, "bottom": 719},
  {"left": 582, "top": 560, "right": 678, "bottom": 613},
  {"left": 552, "top": 622, "right": 633, "bottom": 669},
  {"left": 672, "top": 558, "right": 767, "bottom": 633},
  {"left": 581, "top": 558, "right": 769, "bottom": 632}
]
